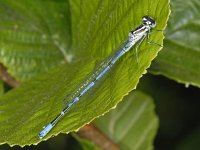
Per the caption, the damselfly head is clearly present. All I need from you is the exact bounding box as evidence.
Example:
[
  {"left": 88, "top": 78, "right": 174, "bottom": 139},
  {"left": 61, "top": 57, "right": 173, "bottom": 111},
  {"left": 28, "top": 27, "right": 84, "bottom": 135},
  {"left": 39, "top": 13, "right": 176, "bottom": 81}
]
[{"left": 142, "top": 16, "right": 156, "bottom": 28}]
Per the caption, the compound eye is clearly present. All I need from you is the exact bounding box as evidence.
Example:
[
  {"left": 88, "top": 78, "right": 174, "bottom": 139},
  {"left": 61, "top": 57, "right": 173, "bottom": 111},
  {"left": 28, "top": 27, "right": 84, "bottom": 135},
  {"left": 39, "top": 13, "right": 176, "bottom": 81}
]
[
  {"left": 142, "top": 16, "right": 156, "bottom": 28},
  {"left": 150, "top": 20, "right": 156, "bottom": 28},
  {"left": 142, "top": 16, "right": 148, "bottom": 22}
]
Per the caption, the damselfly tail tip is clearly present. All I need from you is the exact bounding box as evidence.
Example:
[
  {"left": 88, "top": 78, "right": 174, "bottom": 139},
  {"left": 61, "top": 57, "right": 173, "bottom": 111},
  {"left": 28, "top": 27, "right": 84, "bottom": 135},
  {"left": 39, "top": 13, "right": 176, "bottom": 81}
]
[{"left": 38, "top": 123, "right": 53, "bottom": 139}]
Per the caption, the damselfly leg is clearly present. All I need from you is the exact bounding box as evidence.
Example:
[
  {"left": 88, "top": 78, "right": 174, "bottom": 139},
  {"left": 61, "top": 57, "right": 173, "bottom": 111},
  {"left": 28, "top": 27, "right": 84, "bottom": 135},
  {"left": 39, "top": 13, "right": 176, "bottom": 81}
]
[{"left": 146, "top": 29, "right": 163, "bottom": 47}]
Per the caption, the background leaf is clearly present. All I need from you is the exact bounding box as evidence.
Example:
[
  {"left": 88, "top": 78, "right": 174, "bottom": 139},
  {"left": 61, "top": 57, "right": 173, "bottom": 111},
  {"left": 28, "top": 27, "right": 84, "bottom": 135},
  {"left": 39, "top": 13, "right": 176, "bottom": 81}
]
[
  {"left": 138, "top": 74, "right": 200, "bottom": 150},
  {"left": 95, "top": 91, "right": 158, "bottom": 150},
  {"left": 74, "top": 134, "right": 101, "bottom": 150},
  {"left": 0, "top": 0, "right": 72, "bottom": 81},
  {"left": 0, "top": 0, "right": 170, "bottom": 147},
  {"left": 150, "top": 0, "right": 200, "bottom": 88}
]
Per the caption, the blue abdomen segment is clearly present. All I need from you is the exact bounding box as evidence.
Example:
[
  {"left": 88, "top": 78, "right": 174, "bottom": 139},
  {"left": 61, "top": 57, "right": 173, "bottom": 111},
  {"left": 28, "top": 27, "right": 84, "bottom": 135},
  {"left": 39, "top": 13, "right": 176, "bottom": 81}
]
[
  {"left": 38, "top": 123, "right": 53, "bottom": 139},
  {"left": 80, "top": 82, "right": 95, "bottom": 96}
]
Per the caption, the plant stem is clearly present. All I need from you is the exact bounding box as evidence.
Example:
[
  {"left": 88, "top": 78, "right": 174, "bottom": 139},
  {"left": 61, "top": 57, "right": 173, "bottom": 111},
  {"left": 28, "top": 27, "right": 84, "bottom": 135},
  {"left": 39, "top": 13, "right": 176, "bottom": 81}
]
[
  {"left": 78, "top": 124, "right": 121, "bottom": 150},
  {"left": 0, "top": 64, "right": 20, "bottom": 87}
]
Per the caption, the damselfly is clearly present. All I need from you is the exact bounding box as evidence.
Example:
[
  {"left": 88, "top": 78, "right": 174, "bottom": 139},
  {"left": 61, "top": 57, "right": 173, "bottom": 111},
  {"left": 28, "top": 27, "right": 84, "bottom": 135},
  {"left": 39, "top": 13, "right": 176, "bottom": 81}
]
[{"left": 38, "top": 16, "right": 160, "bottom": 139}]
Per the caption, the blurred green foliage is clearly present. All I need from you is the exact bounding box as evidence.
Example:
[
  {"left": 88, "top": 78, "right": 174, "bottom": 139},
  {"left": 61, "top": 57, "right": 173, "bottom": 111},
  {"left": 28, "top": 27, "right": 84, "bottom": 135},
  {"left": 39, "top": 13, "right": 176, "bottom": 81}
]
[
  {"left": 150, "top": 0, "right": 200, "bottom": 87},
  {"left": 0, "top": 0, "right": 200, "bottom": 150}
]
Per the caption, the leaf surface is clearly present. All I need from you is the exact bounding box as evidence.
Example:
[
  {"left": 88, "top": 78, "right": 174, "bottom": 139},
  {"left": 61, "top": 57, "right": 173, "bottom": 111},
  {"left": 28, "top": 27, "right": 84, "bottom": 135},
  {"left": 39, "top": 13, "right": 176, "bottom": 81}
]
[
  {"left": 0, "top": 0, "right": 72, "bottom": 81},
  {"left": 95, "top": 91, "right": 158, "bottom": 150},
  {"left": 0, "top": 0, "right": 169, "bottom": 146},
  {"left": 150, "top": 0, "right": 200, "bottom": 87}
]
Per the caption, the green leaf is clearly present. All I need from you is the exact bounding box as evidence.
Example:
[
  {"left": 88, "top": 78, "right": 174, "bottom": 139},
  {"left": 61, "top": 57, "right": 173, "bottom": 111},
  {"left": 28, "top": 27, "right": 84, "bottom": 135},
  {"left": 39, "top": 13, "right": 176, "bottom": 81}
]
[
  {"left": 0, "top": 0, "right": 170, "bottom": 147},
  {"left": 95, "top": 91, "right": 158, "bottom": 150},
  {"left": 150, "top": 0, "right": 200, "bottom": 88},
  {"left": 74, "top": 134, "right": 101, "bottom": 150},
  {"left": 0, "top": 0, "right": 72, "bottom": 81},
  {"left": 138, "top": 74, "right": 200, "bottom": 149}
]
